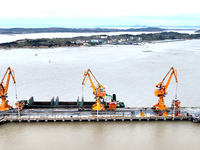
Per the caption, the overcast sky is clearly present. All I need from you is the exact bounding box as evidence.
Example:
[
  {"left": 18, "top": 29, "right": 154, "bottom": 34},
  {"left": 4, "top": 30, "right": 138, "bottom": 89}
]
[{"left": 1, "top": 0, "right": 200, "bottom": 27}]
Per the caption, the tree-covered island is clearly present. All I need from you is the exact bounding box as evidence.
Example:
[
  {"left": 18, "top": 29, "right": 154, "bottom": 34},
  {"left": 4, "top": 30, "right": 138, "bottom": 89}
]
[{"left": 0, "top": 32, "right": 200, "bottom": 49}]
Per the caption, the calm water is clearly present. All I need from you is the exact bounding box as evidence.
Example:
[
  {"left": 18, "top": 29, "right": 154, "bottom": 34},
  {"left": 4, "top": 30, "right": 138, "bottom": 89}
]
[
  {"left": 0, "top": 38, "right": 200, "bottom": 150},
  {"left": 0, "top": 122, "right": 200, "bottom": 150}
]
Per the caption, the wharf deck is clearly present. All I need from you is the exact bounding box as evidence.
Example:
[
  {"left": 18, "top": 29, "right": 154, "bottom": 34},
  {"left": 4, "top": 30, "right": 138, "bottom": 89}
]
[{"left": 0, "top": 107, "right": 200, "bottom": 124}]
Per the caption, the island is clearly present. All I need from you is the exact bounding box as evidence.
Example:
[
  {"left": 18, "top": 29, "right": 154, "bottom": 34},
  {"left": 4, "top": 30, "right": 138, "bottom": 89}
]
[{"left": 0, "top": 32, "right": 200, "bottom": 49}]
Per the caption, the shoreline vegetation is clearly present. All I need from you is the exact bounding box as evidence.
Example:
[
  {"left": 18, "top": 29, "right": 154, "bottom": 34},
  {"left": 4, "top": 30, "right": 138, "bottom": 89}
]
[{"left": 0, "top": 28, "right": 200, "bottom": 49}]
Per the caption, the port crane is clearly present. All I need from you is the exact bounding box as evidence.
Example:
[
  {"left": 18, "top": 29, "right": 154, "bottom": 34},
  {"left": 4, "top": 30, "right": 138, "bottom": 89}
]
[
  {"left": 153, "top": 67, "right": 178, "bottom": 111},
  {"left": 0, "top": 67, "right": 16, "bottom": 111},
  {"left": 82, "top": 69, "right": 106, "bottom": 111}
]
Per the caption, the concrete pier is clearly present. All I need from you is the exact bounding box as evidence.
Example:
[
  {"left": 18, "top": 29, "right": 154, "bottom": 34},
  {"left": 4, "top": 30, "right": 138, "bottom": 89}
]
[{"left": 0, "top": 107, "right": 200, "bottom": 124}]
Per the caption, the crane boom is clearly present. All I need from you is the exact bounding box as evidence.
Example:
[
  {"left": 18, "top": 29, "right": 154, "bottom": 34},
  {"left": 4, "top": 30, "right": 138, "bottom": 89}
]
[
  {"left": 82, "top": 69, "right": 106, "bottom": 98},
  {"left": 0, "top": 67, "right": 16, "bottom": 111},
  {"left": 154, "top": 67, "right": 178, "bottom": 111},
  {"left": 164, "top": 67, "right": 177, "bottom": 91}
]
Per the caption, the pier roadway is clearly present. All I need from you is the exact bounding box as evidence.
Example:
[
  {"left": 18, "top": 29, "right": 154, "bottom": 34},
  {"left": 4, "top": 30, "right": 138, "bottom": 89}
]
[{"left": 1, "top": 107, "right": 200, "bottom": 124}]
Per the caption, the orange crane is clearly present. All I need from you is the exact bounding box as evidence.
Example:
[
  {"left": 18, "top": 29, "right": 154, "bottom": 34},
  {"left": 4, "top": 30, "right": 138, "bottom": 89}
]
[
  {"left": 0, "top": 67, "right": 16, "bottom": 111},
  {"left": 153, "top": 67, "right": 178, "bottom": 111},
  {"left": 82, "top": 69, "right": 106, "bottom": 111}
]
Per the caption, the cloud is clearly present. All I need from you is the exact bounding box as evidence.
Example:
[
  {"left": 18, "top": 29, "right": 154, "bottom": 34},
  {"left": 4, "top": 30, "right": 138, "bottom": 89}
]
[
  {"left": 1, "top": 0, "right": 200, "bottom": 27},
  {"left": 1, "top": 0, "right": 200, "bottom": 18},
  {"left": 1, "top": 14, "right": 200, "bottom": 28}
]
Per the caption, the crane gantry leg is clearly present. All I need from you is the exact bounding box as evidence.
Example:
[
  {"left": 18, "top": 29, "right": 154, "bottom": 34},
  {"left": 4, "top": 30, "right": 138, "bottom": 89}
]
[
  {"left": 153, "top": 96, "right": 168, "bottom": 110},
  {"left": 92, "top": 98, "right": 105, "bottom": 111}
]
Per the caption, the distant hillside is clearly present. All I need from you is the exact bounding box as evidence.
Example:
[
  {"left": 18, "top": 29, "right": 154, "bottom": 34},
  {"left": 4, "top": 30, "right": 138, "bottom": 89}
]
[{"left": 0, "top": 27, "right": 165, "bottom": 34}]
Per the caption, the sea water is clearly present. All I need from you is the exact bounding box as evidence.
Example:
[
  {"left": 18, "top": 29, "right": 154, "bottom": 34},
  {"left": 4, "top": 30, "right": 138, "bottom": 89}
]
[{"left": 0, "top": 38, "right": 200, "bottom": 150}]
